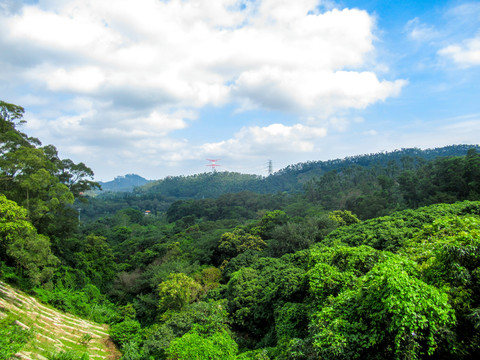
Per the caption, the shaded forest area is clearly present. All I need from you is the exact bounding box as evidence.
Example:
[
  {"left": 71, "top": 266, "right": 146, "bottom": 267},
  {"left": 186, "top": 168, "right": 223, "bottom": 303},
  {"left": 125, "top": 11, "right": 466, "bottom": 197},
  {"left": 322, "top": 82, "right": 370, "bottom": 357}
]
[{"left": 1, "top": 100, "right": 480, "bottom": 359}]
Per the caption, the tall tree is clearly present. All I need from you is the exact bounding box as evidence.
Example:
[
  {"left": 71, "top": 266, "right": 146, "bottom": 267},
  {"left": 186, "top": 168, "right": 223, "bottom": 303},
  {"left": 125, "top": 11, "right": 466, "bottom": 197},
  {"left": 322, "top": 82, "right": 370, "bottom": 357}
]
[
  {"left": 0, "top": 194, "right": 59, "bottom": 285},
  {"left": 0, "top": 100, "right": 99, "bottom": 238}
]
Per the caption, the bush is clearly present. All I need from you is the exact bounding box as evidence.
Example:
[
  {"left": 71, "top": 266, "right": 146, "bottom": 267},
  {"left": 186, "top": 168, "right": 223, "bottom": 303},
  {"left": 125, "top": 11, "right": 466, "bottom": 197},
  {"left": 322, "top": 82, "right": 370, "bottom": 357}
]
[
  {"left": 311, "top": 255, "right": 455, "bottom": 359},
  {"left": 165, "top": 328, "right": 237, "bottom": 360},
  {"left": 46, "top": 350, "right": 89, "bottom": 360},
  {"left": 0, "top": 315, "right": 33, "bottom": 359},
  {"left": 109, "top": 319, "right": 142, "bottom": 347}
]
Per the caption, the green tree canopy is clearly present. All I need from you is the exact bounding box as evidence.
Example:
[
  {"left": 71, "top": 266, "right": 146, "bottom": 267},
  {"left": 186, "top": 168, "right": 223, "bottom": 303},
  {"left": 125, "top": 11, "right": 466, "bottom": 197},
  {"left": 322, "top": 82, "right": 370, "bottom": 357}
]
[
  {"left": 0, "top": 100, "right": 99, "bottom": 238},
  {"left": 158, "top": 273, "right": 203, "bottom": 313},
  {"left": 166, "top": 327, "right": 238, "bottom": 360},
  {"left": 311, "top": 255, "right": 454, "bottom": 359},
  {"left": 0, "top": 194, "right": 58, "bottom": 285},
  {"left": 218, "top": 228, "right": 267, "bottom": 263}
]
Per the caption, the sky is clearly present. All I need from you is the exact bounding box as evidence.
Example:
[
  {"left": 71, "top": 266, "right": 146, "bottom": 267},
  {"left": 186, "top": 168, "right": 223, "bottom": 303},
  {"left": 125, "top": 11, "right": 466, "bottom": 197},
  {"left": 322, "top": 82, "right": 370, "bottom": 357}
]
[{"left": 1, "top": 0, "right": 479, "bottom": 181}]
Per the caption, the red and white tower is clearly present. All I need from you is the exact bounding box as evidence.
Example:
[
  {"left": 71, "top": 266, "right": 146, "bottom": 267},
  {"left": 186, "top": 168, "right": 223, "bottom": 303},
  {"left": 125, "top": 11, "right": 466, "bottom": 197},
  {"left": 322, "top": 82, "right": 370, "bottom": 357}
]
[{"left": 206, "top": 159, "right": 221, "bottom": 172}]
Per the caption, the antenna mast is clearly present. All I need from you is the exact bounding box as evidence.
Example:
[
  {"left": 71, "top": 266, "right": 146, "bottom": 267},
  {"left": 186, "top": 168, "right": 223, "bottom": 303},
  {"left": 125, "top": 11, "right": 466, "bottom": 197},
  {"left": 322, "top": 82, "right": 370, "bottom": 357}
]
[
  {"left": 206, "top": 159, "right": 221, "bottom": 172},
  {"left": 267, "top": 160, "right": 273, "bottom": 176}
]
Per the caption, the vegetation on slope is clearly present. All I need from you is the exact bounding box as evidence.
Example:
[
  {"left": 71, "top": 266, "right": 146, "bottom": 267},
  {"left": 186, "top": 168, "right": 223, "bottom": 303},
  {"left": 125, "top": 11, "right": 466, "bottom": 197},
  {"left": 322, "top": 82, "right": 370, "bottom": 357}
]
[
  {"left": 81, "top": 144, "right": 480, "bottom": 223},
  {"left": 136, "top": 144, "right": 480, "bottom": 199},
  {"left": 0, "top": 281, "right": 120, "bottom": 359},
  {"left": 2, "top": 100, "right": 480, "bottom": 359}
]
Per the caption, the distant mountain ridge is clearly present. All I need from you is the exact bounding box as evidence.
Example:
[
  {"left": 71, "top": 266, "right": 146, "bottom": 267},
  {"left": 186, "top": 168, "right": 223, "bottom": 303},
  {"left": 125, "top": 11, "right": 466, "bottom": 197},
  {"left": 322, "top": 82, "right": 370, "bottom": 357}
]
[
  {"left": 81, "top": 144, "right": 480, "bottom": 221},
  {"left": 99, "top": 173, "right": 151, "bottom": 192},
  {"left": 275, "top": 144, "right": 480, "bottom": 176},
  {"left": 135, "top": 144, "right": 480, "bottom": 199}
]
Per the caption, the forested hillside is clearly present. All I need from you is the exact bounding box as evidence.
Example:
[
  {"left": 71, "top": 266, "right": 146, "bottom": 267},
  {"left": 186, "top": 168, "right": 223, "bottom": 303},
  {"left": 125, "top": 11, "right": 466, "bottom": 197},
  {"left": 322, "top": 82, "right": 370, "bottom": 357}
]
[
  {"left": 0, "top": 280, "right": 120, "bottom": 359},
  {"left": 83, "top": 144, "right": 480, "bottom": 222},
  {"left": 2, "top": 100, "right": 480, "bottom": 359},
  {"left": 99, "top": 174, "right": 151, "bottom": 193},
  {"left": 137, "top": 144, "right": 479, "bottom": 198}
]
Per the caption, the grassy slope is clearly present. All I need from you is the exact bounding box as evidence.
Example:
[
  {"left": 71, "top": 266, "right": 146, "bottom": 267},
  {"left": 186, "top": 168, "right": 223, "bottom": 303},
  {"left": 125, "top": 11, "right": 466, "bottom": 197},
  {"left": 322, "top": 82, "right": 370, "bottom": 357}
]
[{"left": 0, "top": 281, "right": 121, "bottom": 360}]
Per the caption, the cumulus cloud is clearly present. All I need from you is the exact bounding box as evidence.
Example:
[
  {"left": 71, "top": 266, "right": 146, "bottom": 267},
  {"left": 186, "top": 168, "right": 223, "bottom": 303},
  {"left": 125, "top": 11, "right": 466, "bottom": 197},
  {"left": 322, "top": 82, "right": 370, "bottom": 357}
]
[
  {"left": 24, "top": 105, "right": 195, "bottom": 179},
  {"left": 201, "top": 123, "right": 327, "bottom": 157},
  {"left": 439, "top": 35, "right": 480, "bottom": 67},
  {"left": 2, "top": 0, "right": 402, "bottom": 110},
  {"left": 0, "top": 0, "right": 406, "bottom": 178},
  {"left": 234, "top": 68, "right": 405, "bottom": 115},
  {"left": 34, "top": 66, "right": 106, "bottom": 93}
]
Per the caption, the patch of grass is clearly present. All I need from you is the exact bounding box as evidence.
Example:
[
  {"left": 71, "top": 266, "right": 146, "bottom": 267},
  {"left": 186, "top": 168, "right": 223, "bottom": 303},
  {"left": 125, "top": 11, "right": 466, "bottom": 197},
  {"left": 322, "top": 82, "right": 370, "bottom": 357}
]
[
  {"left": 0, "top": 281, "right": 121, "bottom": 359},
  {"left": 47, "top": 350, "right": 90, "bottom": 360},
  {"left": 0, "top": 313, "right": 33, "bottom": 359}
]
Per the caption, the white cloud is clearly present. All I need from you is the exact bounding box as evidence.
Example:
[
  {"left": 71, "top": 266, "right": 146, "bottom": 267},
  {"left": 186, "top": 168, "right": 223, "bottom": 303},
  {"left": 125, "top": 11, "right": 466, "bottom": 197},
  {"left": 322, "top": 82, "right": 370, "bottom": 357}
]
[
  {"left": 37, "top": 66, "right": 106, "bottom": 93},
  {"left": 0, "top": 0, "right": 407, "bottom": 179},
  {"left": 2, "top": 0, "right": 402, "bottom": 112},
  {"left": 201, "top": 123, "right": 327, "bottom": 157},
  {"left": 405, "top": 17, "right": 439, "bottom": 41},
  {"left": 9, "top": 5, "right": 119, "bottom": 51},
  {"left": 405, "top": 3, "right": 480, "bottom": 69},
  {"left": 439, "top": 35, "right": 480, "bottom": 67},
  {"left": 234, "top": 68, "right": 405, "bottom": 116},
  {"left": 123, "top": 110, "right": 193, "bottom": 136}
]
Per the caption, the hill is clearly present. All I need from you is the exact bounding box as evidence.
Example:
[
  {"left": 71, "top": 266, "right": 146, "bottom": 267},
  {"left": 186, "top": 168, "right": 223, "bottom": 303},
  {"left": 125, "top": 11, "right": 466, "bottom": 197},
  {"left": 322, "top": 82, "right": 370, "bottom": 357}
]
[
  {"left": 79, "top": 144, "right": 480, "bottom": 221},
  {"left": 0, "top": 281, "right": 120, "bottom": 359},
  {"left": 99, "top": 174, "right": 151, "bottom": 192},
  {"left": 5, "top": 99, "right": 479, "bottom": 358},
  {"left": 137, "top": 145, "right": 480, "bottom": 199}
]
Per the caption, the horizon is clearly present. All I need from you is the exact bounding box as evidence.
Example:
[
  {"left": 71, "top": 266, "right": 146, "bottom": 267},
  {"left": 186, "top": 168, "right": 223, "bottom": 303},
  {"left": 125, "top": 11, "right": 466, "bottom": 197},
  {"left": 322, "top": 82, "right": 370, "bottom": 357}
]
[
  {"left": 100, "top": 143, "right": 480, "bottom": 182},
  {"left": 1, "top": 0, "right": 479, "bottom": 181}
]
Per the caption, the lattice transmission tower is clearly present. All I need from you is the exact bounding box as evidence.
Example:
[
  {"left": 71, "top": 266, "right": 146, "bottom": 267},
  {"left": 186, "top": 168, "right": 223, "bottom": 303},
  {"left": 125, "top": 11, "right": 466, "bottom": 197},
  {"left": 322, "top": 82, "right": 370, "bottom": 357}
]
[{"left": 206, "top": 159, "right": 221, "bottom": 172}]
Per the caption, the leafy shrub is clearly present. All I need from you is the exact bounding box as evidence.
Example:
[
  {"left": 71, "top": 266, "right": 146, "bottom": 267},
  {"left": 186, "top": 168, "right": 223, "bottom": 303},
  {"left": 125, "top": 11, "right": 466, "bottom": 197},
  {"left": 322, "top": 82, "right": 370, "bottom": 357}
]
[
  {"left": 311, "top": 255, "right": 455, "bottom": 359},
  {"left": 403, "top": 215, "right": 480, "bottom": 356},
  {"left": 158, "top": 273, "right": 202, "bottom": 313},
  {"left": 119, "top": 341, "right": 144, "bottom": 360},
  {"left": 46, "top": 350, "right": 89, "bottom": 360},
  {"left": 324, "top": 201, "right": 480, "bottom": 251},
  {"left": 165, "top": 328, "right": 238, "bottom": 360},
  {"left": 109, "top": 319, "right": 142, "bottom": 347},
  {"left": 143, "top": 300, "right": 230, "bottom": 358},
  {"left": 34, "top": 285, "right": 117, "bottom": 324},
  {"left": 0, "top": 315, "right": 33, "bottom": 359}
]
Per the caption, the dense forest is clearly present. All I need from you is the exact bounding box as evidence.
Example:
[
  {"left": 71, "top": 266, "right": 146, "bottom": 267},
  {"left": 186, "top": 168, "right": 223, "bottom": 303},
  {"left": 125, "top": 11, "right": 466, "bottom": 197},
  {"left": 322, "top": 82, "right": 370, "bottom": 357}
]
[
  {"left": 1, "top": 100, "right": 480, "bottom": 359},
  {"left": 133, "top": 144, "right": 480, "bottom": 199},
  {"left": 83, "top": 143, "right": 480, "bottom": 222}
]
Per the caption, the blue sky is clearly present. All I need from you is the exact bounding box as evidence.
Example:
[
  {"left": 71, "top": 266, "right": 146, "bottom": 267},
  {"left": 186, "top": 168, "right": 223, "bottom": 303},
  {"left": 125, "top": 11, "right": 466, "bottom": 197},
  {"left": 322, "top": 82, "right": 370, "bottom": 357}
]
[{"left": 1, "top": 0, "right": 479, "bottom": 181}]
